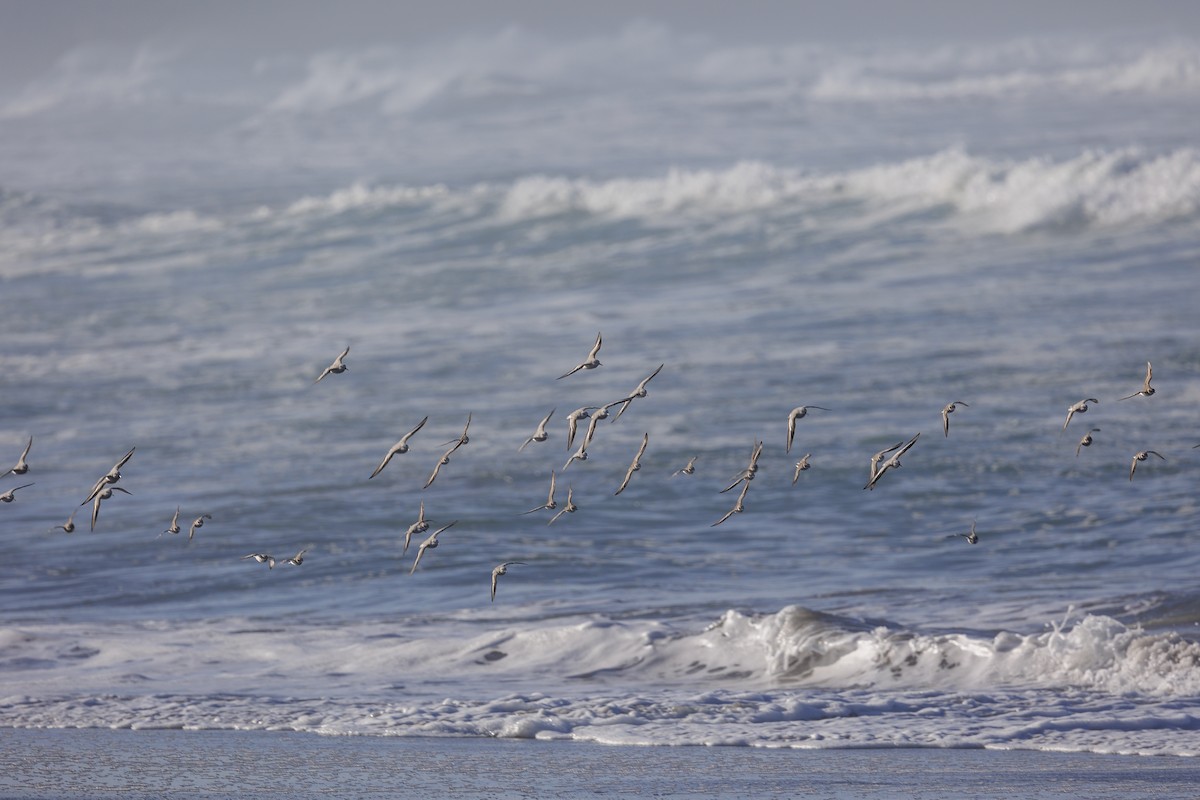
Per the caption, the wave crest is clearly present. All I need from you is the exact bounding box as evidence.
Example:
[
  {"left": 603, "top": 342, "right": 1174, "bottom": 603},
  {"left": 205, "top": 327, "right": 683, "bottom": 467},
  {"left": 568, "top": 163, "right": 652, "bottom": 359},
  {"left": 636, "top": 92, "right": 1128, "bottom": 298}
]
[
  {"left": 370, "top": 148, "right": 1200, "bottom": 233},
  {"left": 680, "top": 607, "right": 1200, "bottom": 695}
]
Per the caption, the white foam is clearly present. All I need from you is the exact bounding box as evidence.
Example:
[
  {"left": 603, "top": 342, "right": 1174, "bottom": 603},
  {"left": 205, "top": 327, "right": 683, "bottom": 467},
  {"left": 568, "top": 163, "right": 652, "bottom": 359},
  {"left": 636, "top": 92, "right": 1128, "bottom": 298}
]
[
  {"left": 281, "top": 181, "right": 452, "bottom": 217},
  {"left": 809, "top": 39, "right": 1200, "bottom": 102},
  {"left": 2, "top": 609, "right": 1198, "bottom": 753},
  {"left": 3, "top": 146, "right": 1196, "bottom": 282},
  {"left": 337, "top": 148, "right": 1200, "bottom": 233}
]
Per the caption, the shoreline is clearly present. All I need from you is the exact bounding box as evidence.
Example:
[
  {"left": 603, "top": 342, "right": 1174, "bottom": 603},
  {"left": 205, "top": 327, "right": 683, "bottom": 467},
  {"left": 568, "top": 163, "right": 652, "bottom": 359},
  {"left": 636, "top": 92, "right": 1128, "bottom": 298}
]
[{"left": 3, "top": 727, "right": 1198, "bottom": 799}]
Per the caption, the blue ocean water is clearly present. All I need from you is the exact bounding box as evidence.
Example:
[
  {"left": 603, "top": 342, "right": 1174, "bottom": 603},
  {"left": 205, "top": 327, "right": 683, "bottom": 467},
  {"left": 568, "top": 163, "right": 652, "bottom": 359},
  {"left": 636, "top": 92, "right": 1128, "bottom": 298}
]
[{"left": 2, "top": 27, "right": 1200, "bottom": 754}]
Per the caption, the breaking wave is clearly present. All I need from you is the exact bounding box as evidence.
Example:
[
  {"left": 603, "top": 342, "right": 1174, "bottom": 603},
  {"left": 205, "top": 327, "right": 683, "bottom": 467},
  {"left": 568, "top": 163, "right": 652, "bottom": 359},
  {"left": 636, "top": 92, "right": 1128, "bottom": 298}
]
[
  {"left": 3, "top": 608, "right": 1198, "bottom": 753},
  {"left": 3, "top": 147, "right": 1195, "bottom": 279},
  {"left": 198, "top": 147, "right": 1200, "bottom": 233}
]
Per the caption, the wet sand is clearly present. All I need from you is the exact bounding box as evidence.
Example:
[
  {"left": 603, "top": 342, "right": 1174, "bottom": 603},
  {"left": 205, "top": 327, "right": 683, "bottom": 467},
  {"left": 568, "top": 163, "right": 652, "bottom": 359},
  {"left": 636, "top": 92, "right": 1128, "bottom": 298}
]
[{"left": 2, "top": 728, "right": 1198, "bottom": 799}]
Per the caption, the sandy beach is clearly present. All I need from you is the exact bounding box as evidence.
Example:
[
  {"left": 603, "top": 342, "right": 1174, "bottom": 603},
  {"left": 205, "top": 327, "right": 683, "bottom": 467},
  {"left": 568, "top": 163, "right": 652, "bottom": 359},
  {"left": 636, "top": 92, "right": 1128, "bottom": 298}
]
[{"left": 2, "top": 728, "right": 1198, "bottom": 799}]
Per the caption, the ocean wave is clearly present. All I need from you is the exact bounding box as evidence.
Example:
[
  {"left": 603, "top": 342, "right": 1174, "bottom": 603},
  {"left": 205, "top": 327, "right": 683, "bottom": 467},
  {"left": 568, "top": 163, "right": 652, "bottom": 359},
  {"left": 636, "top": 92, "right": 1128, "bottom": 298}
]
[
  {"left": 811, "top": 41, "right": 1200, "bottom": 101},
  {"left": 5, "top": 31, "right": 1197, "bottom": 123},
  {"left": 685, "top": 607, "right": 1200, "bottom": 695},
  {"left": 2, "top": 609, "right": 1197, "bottom": 698},
  {"left": 261, "top": 148, "right": 1200, "bottom": 234},
  {"left": 1, "top": 147, "right": 1195, "bottom": 281},
  {"left": 2, "top": 610, "right": 1198, "bottom": 753}
]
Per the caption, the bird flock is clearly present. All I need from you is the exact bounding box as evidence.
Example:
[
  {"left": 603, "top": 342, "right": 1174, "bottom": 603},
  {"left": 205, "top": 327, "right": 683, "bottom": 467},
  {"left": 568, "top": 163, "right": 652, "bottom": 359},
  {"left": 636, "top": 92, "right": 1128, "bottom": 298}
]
[{"left": 2, "top": 347, "right": 1192, "bottom": 601}]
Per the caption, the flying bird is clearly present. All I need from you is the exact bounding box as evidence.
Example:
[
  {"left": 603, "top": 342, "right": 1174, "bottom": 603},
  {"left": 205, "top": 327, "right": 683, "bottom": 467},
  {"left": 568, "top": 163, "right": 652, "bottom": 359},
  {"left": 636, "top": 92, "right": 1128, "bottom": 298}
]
[
  {"left": 557, "top": 332, "right": 602, "bottom": 379},
  {"left": 315, "top": 346, "right": 350, "bottom": 383},
  {"left": 563, "top": 441, "right": 589, "bottom": 472},
  {"left": 519, "top": 408, "right": 556, "bottom": 452},
  {"left": 282, "top": 549, "right": 308, "bottom": 566},
  {"left": 614, "top": 433, "right": 649, "bottom": 495},
  {"left": 402, "top": 501, "right": 430, "bottom": 555},
  {"left": 941, "top": 401, "right": 969, "bottom": 437},
  {"left": 672, "top": 456, "right": 698, "bottom": 477},
  {"left": 188, "top": 513, "right": 212, "bottom": 541},
  {"left": 410, "top": 520, "right": 458, "bottom": 575},
  {"left": 1062, "top": 398, "right": 1099, "bottom": 432},
  {"left": 1075, "top": 428, "right": 1100, "bottom": 456},
  {"left": 439, "top": 413, "right": 473, "bottom": 450},
  {"left": 720, "top": 440, "right": 764, "bottom": 494},
  {"left": 82, "top": 446, "right": 136, "bottom": 504},
  {"left": 579, "top": 399, "right": 627, "bottom": 450},
  {"left": 89, "top": 486, "right": 131, "bottom": 531},
  {"left": 0, "top": 482, "right": 34, "bottom": 503},
  {"left": 242, "top": 553, "right": 275, "bottom": 569},
  {"left": 868, "top": 440, "right": 905, "bottom": 484},
  {"left": 864, "top": 432, "right": 920, "bottom": 490},
  {"left": 5, "top": 436, "right": 32, "bottom": 477},
  {"left": 792, "top": 454, "right": 811, "bottom": 485},
  {"left": 1129, "top": 450, "right": 1165, "bottom": 481},
  {"left": 369, "top": 416, "right": 428, "bottom": 479},
  {"left": 712, "top": 481, "right": 751, "bottom": 527},
  {"left": 490, "top": 561, "right": 526, "bottom": 602},
  {"left": 959, "top": 520, "right": 979, "bottom": 545},
  {"left": 786, "top": 406, "right": 828, "bottom": 453},
  {"left": 161, "top": 506, "right": 182, "bottom": 537},
  {"left": 521, "top": 471, "right": 558, "bottom": 514},
  {"left": 423, "top": 445, "right": 458, "bottom": 489},
  {"left": 547, "top": 486, "right": 577, "bottom": 525},
  {"left": 565, "top": 407, "right": 596, "bottom": 451},
  {"left": 1118, "top": 361, "right": 1155, "bottom": 401},
  {"left": 611, "top": 364, "right": 664, "bottom": 422},
  {"left": 55, "top": 510, "right": 77, "bottom": 533}
]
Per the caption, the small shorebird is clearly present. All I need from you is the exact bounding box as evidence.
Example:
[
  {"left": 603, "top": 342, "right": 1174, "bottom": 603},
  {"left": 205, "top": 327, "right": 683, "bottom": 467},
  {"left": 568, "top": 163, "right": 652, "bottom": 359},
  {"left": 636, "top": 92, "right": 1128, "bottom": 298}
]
[
  {"left": 614, "top": 433, "right": 649, "bottom": 495},
  {"left": 720, "top": 440, "right": 763, "bottom": 494},
  {"left": 547, "top": 486, "right": 577, "bottom": 525},
  {"left": 403, "top": 501, "right": 430, "bottom": 554},
  {"left": 282, "top": 549, "right": 308, "bottom": 566},
  {"left": 55, "top": 510, "right": 77, "bottom": 533},
  {"left": 423, "top": 448, "right": 452, "bottom": 489},
  {"left": 612, "top": 364, "right": 664, "bottom": 422},
  {"left": 580, "top": 411, "right": 605, "bottom": 451},
  {"left": 787, "top": 406, "right": 828, "bottom": 453},
  {"left": 581, "top": 400, "right": 625, "bottom": 450},
  {"left": 565, "top": 407, "right": 596, "bottom": 451},
  {"left": 242, "top": 553, "right": 275, "bottom": 569},
  {"left": 90, "top": 486, "right": 131, "bottom": 531},
  {"left": 521, "top": 471, "right": 558, "bottom": 514},
  {"left": 1062, "top": 398, "right": 1099, "bottom": 432},
  {"left": 1075, "top": 428, "right": 1100, "bottom": 456},
  {"left": 563, "top": 441, "right": 589, "bottom": 471},
  {"left": 712, "top": 481, "right": 750, "bottom": 527},
  {"left": 869, "top": 440, "right": 905, "bottom": 484},
  {"left": 188, "top": 513, "right": 212, "bottom": 541},
  {"left": 1, "top": 482, "right": 34, "bottom": 503},
  {"left": 672, "top": 456, "right": 698, "bottom": 477},
  {"left": 439, "top": 413, "right": 472, "bottom": 449},
  {"left": 82, "top": 446, "right": 136, "bottom": 504},
  {"left": 369, "top": 416, "right": 428, "bottom": 479},
  {"left": 792, "top": 454, "right": 811, "bottom": 485},
  {"left": 161, "top": 506, "right": 182, "bottom": 537},
  {"left": 1129, "top": 450, "right": 1165, "bottom": 481},
  {"left": 315, "top": 346, "right": 350, "bottom": 383},
  {"left": 557, "top": 332, "right": 602, "bottom": 379},
  {"left": 941, "top": 401, "right": 969, "bottom": 437},
  {"left": 491, "top": 561, "right": 526, "bottom": 602},
  {"left": 410, "top": 520, "right": 458, "bottom": 575},
  {"left": 1118, "top": 361, "right": 1155, "bottom": 401},
  {"left": 864, "top": 432, "right": 920, "bottom": 490},
  {"left": 519, "top": 408, "right": 556, "bottom": 452},
  {"left": 959, "top": 520, "right": 979, "bottom": 545},
  {"left": 5, "top": 436, "right": 32, "bottom": 477}
]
